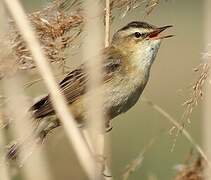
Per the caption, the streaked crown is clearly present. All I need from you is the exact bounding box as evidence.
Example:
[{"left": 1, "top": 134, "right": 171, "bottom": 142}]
[{"left": 111, "top": 21, "right": 172, "bottom": 50}]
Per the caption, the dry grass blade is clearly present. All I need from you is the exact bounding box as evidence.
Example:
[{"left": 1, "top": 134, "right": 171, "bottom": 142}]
[
  {"left": 144, "top": 0, "right": 160, "bottom": 15},
  {"left": 2, "top": 0, "right": 97, "bottom": 179},
  {"left": 110, "top": 0, "right": 162, "bottom": 18},
  {"left": 58, "top": 0, "right": 144, "bottom": 13},
  {"left": 170, "top": 58, "right": 210, "bottom": 161},
  {"left": 122, "top": 138, "right": 156, "bottom": 180},
  {"left": 183, "top": 63, "right": 210, "bottom": 124},
  {"left": 142, "top": 98, "right": 211, "bottom": 168},
  {"left": 110, "top": 0, "right": 142, "bottom": 10},
  {"left": 170, "top": 63, "right": 210, "bottom": 157}
]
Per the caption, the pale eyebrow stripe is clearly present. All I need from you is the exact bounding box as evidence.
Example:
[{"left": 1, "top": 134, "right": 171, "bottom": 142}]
[{"left": 119, "top": 28, "right": 150, "bottom": 37}]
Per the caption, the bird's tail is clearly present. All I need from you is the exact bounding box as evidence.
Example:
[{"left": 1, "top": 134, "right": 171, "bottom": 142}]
[{"left": 6, "top": 118, "right": 60, "bottom": 161}]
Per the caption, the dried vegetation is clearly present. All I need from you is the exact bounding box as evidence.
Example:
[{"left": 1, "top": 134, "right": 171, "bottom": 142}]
[
  {"left": 0, "top": 0, "right": 209, "bottom": 180},
  {"left": 5, "top": 0, "right": 162, "bottom": 72},
  {"left": 9, "top": 2, "right": 83, "bottom": 70},
  {"left": 182, "top": 63, "right": 210, "bottom": 125},
  {"left": 174, "top": 155, "right": 205, "bottom": 180}
]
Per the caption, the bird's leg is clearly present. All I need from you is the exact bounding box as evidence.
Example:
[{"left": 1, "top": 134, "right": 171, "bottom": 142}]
[
  {"left": 105, "top": 120, "right": 113, "bottom": 132},
  {"left": 38, "top": 120, "right": 61, "bottom": 143}
]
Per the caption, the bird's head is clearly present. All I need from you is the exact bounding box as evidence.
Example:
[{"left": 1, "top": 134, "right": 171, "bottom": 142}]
[
  {"left": 112, "top": 21, "right": 173, "bottom": 51},
  {"left": 111, "top": 21, "right": 173, "bottom": 69}
]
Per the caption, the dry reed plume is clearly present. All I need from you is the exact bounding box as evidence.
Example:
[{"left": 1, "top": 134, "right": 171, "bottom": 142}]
[
  {"left": 1, "top": 0, "right": 205, "bottom": 180},
  {"left": 174, "top": 155, "right": 205, "bottom": 180},
  {"left": 171, "top": 62, "right": 210, "bottom": 162},
  {"left": 183, "top": 63, "right": 210, "bottom": 124},
  {"left": 5, "top": 0, "right": 161, "bottom": 72},
  {"left": 10, "top": 5, "right": 83, "bottom": 70}
]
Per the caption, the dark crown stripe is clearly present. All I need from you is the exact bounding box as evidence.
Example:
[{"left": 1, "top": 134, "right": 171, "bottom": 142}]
[{"left": 120, "top": 21, "right": 156, "bottom": 31}]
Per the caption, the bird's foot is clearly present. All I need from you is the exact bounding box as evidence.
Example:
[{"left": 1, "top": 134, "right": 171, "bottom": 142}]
[
  {"left": 105, "top": 121, "right": 113, "bottom": 132},
  {"left": 94, "top": 154, "right": 112, "bottom": 178},
  {"left": 38, "top": 120, "right": 60, "bottom": 143}
]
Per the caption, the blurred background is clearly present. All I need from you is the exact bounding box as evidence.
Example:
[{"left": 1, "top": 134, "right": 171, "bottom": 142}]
[{"left": 15, "top": 0, "right": 204, "bottom": 179}]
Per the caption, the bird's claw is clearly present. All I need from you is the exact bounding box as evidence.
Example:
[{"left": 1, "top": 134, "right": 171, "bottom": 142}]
[{"left": 106, "top": 121, "right": 113, "bottom": 132}]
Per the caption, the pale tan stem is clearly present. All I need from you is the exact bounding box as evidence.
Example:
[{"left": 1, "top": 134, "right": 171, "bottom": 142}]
[
  {"left": 105, "top": 0, "right": 111, "bottom": 47},
  {"left": 83, "top": 0, "right": 108, "bottom": 179},
  {"left": 82, "top": 130, "right": 112, "bottom": 180},
  {"left": 3, "top": 76, "right": 52, "bottom": 180},
  {"left": 0, "top": 3, "right": 11, "bottom": 180},
  {"left": 104, "top": 0, "right": 112, "bottom": 179},
  {"left": 0, "top": 129, "right": 10, "bottom": 180},
  {"left": 203, "top": 0, "right": 211, "bottom": 178},
  {"left": 2, "top": 0, "right": 96, "bottom": 179},
  {"left": 143, "top": 98, "right": 211, "bottom": 167}
]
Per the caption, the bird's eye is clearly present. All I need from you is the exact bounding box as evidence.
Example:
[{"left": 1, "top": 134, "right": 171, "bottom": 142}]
[{"left": 134, "top": 32, "right": 142, "bottom": 38}]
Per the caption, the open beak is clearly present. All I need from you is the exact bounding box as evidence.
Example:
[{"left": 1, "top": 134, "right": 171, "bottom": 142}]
[{"left": 148, "top": 25, "right": 174, "bottom": 40}]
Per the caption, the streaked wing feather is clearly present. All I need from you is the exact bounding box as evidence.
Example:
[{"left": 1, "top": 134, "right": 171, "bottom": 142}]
[{"left": 32, "top": 50, "right": 122, "bottom": 118}]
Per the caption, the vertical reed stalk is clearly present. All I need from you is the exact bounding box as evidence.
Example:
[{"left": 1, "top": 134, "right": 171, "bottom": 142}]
[
  {"left": 105, "top": 0, "right": 111, "bottom": 48},
  {"left": 203, "top": 0, "right": 211, "bottom": 178},
  {"left": 0, "top": 129, "right": 10, "bottom": 180},
  {"left": 0, "top": 2, "right": 10, "bottom": 180},
  {"left": 104, "top": 0, "right": 113, "bottom": 178},
  {"left": 3, "top": 75, "right": 52, "bottom": 180},
  {"left": 2, "top": 0, "right": 96, "bottom": 179},
  {"left": 83, "top": 0, "right": 107, "bottom": 178}
]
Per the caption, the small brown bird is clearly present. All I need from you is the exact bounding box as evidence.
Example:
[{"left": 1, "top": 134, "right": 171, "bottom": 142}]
[{"left": 31, "top": 21, "right": 173, "bottom": 135}]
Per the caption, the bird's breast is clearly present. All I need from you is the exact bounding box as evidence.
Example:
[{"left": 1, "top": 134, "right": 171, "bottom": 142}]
[
  {"left": 104, "top": 69, "right": 149, "bottom": 119},
  {"left": 68, "top": 69, "right": 149, "bottom": 124}
]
